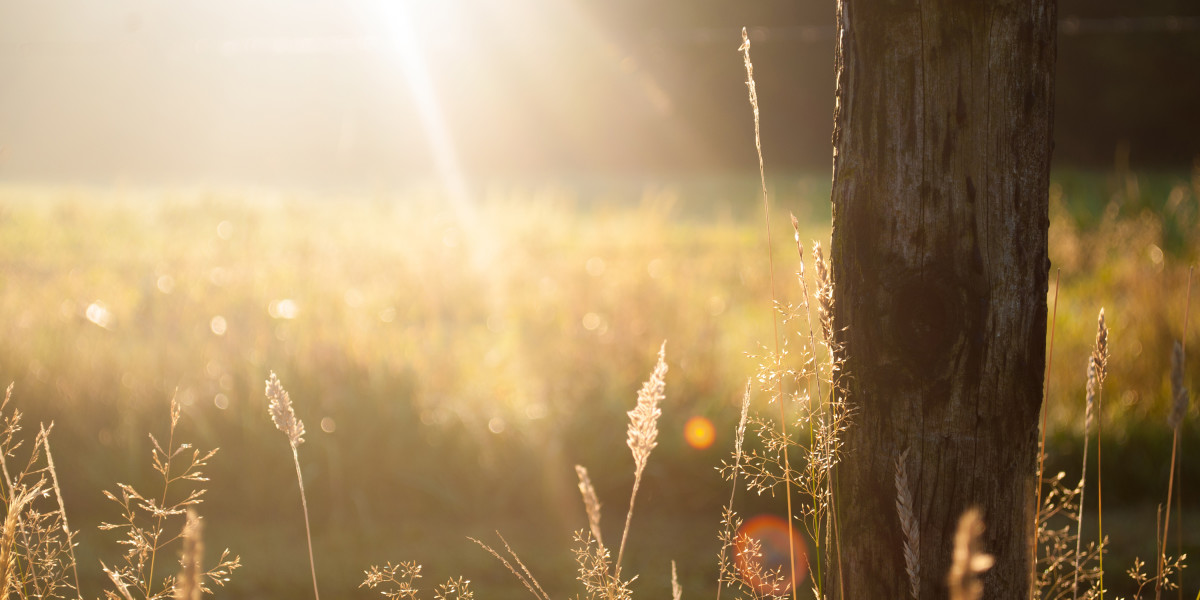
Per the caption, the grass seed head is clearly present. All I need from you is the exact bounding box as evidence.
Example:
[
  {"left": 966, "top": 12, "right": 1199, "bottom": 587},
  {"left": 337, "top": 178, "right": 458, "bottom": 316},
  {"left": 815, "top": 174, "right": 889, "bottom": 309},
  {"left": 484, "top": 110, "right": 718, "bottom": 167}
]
[
  {"left": 575, "top": 465, "right": 604, "bottom": 549},
  {"left": 266, "top": 372, "right": 305, "bottom": 447},
  {"left": 627, "top": 343, "right": 667, "bottom": 473},
  {"left": 1092, "top": 309, "right": 1108, "bottom": 384}
]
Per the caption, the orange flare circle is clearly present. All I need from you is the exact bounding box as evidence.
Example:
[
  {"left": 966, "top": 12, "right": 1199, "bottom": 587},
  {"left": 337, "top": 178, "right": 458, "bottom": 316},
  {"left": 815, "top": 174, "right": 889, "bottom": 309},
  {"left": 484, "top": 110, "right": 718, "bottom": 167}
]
[
  {"left": 684, "top": 416, "right": 716, "bottom": 449},
  {"left": 735, "top": 514, "right": 809, "bottom": 595}
]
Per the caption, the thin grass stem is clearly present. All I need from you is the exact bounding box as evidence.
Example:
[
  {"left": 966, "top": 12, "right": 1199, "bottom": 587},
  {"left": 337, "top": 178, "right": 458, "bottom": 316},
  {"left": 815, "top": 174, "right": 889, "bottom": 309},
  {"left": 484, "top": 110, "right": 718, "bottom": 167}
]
[
  {"left": 293, "top": 445, "right": 321, "bottom": 600},
  {"left": 1033, "top": 268, "right": 1061, "bottom": 598},
  {"left": 38, "top": 424, "right": 82, "bottom": 600},
  {"left": 739, "top": 27, "right": 799, "bottom": 600}
]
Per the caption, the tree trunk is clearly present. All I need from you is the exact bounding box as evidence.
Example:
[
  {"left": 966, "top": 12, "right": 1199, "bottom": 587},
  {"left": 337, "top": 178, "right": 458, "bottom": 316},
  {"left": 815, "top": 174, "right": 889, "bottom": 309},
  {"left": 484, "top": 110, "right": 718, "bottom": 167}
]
[{"left": 828, "top": 1, "right": 1055, "bottom": 599}]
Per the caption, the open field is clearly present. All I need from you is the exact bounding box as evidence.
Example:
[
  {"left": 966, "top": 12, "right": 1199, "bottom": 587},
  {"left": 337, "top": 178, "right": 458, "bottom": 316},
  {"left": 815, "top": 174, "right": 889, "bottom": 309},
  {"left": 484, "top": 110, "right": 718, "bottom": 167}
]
[{"left": 0, "top": 168, "right": 1196, "bottom": 598}]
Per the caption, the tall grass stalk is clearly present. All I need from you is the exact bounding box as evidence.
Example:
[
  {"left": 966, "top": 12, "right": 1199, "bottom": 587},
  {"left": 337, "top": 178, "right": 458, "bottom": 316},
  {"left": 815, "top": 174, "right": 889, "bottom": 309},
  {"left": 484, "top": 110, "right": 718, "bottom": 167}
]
[
  {"left": 266, "top": 372, "right": 320, "bottom": 600},
  {"left": 1159, "top": 266, "right": 1192, "bottom": 600},
  {"left": 615, "top": 342, "right": 666, "bottom": 575},
  {"left": 739, "top": 27, "right": 798, "bottom": 600},
  {"left": 715, "top": 382, "right": 751, "bottom": 600},
  {"left": 789, "top": 219, "right": 824, "bottom": 595},
  {"left": 1033, "top": 269, "right": 1062, "bottom": 598},
  {"left": 37, "top": 423, "right": 82, "bottom": 598},
  {"left": 1093, "top": 311, "right": 1109, "bottom": 599},
  {"left": 1073, "top": 309, "right": 1106, "bottom": 600}
]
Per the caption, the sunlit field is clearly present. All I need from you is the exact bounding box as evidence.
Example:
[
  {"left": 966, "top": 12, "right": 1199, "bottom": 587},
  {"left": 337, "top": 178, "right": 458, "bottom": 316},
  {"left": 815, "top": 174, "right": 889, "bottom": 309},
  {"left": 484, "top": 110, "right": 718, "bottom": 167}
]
[{"left": 0, "top": 167, "right": 1196, "bottom": 598}]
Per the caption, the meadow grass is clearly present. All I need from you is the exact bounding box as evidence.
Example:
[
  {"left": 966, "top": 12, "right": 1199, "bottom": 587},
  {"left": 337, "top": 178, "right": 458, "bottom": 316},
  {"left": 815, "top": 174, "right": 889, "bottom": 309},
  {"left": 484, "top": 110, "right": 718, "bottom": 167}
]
[{"left": 0, "top": 163, "right": 1194, "bottom": 599}]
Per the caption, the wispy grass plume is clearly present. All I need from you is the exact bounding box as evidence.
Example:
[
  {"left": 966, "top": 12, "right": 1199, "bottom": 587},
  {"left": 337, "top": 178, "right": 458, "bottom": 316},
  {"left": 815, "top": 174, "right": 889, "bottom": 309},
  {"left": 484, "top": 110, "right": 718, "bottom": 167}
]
[
  {"left": 266, "top": 371, "right": 319, "bottom": 600},
  {"left": 1074, "top": 309, "right": 1107, "bottom": 600},
  {"left": 616, "top": 342, "right": 667, "bottom": 574},
  {"left": 739, "top": 26, "right": 798, "bottom": 600},
  {"left": 575, "top": 465, "right": 604, "bottom": 550}
]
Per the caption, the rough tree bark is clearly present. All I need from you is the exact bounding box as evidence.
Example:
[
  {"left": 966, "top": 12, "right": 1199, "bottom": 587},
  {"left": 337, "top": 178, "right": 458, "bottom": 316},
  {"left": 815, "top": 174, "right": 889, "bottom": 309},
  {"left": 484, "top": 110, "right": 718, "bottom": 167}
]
[{"left": 828, "top": 1, "right": 1055, "bottom": 599}]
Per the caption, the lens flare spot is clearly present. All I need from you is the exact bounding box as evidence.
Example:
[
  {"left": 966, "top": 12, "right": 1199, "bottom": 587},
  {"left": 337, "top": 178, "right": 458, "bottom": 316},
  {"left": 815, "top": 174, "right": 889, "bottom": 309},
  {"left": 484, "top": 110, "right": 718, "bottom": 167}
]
[
  {"left": 684, "top": 416, "right": 716, "bottom": 450},
  {"left": 210, "top": 315, "right": 227, "bottom": 336},
  {"left": 269, "top": 299, "right": 299, "bottom": 320},
  {"left": 735, "top": 514, "right": 809, "bottom": 595},
  {"left": 85, "top": 302, "right": 113, "bottom": 329}
]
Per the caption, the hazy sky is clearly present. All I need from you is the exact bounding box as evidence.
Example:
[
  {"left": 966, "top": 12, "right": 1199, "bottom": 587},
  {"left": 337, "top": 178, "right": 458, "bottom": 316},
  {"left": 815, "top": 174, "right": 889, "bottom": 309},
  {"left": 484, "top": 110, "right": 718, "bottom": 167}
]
[
  {"left": 3, "top": 1, "right": 1196, "bottom": 187},
  {"left": 0, "top": 0, "right": 802, "bottom": 187}
]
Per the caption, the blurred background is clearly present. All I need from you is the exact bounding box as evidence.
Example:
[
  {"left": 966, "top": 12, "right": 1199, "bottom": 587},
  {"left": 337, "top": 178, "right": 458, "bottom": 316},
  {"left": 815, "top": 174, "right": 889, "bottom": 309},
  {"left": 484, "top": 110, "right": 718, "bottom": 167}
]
[{"left": 0, "top": 0, "right": 1198, "bottom": 598}]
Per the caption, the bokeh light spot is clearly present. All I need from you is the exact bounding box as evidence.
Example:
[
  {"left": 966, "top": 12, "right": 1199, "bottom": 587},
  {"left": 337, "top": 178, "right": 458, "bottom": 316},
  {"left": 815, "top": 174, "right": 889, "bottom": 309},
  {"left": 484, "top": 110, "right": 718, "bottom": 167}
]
[
  {"left": 320, "top": 417, "right": 337, "bottom": 433},
  {"left": 156, "top": 274, "right": 175, "bottom": 294},
  {"left": 684, "top": 416, "right": 715, "bottom": 449},
  {"left": 269, "top": 299, "right": 299, "bottom": 319},
  {"left": 210, "top": 315, "right": 227, "bottom": 336},
  {"left": 85, "top": 302, "right": 113, "bottom": 329},
  {"left": 582, "top": 312, "right": 602, "bottom": 331},
  {"left": 735, "top": 514, "right": 809, "bottom": 595}
]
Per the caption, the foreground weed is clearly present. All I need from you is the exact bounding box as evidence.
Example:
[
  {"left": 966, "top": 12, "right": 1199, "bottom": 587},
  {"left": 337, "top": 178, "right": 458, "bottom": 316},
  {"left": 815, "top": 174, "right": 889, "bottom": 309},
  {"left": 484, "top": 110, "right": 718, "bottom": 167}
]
[
  {"left": 0, "top": 384, "right": 80, "bottom": 599},
  {"left": 361, "top": 560, "right": 474, "bottom": 600},
  {"left": 99, "top": 396, "right": 239, "bottom": 600},
  {"left": 477, "top": 346, "right": 666, "bottom": 600},
  {"left": 471, "top": 533, "right": 550, "bottom": 600},
  {"left": 1035, "top": 472, "right": 1104, "bottom": 600}
]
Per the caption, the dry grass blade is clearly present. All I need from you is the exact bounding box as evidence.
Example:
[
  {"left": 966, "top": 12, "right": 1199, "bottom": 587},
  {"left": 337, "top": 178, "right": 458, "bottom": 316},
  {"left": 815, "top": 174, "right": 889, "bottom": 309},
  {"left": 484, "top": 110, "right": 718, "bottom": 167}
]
[
  {"left": 894, "top": 449, "right": 920, "bottom": 600},
  {"left": 174, "top": 509, "right": 202, "bottom": 600},
  {"left": 947, "top": 508, "right": 994, "bottom": 600},
  {"left": 102, "top": 561, "right": 137, "bottom": 600},
  {"left": 38, "top": 422, "right": 83, "bottom": 598},
  {"left": 470, "top": 534, "right": 550, "bottom": 600},
  {"left": 616, "top": 342, "right": 667, "bottom": 574},
  {"left": 575, "top": 465, "right": 604, "bottom": 549}
]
